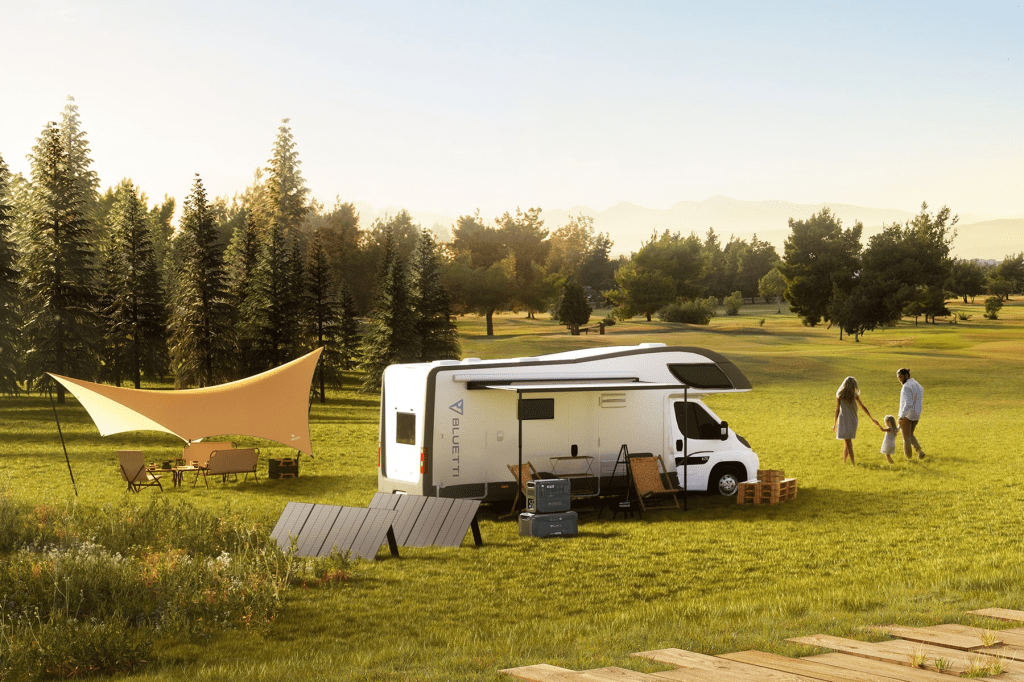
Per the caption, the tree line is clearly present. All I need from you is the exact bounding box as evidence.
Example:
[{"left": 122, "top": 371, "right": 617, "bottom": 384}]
[{"left": 2, "top": 98, "right": 1022, "bottom": 399}]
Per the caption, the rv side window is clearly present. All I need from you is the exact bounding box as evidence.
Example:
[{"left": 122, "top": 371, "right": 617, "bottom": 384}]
[
  {"left": 395, "top": 412, "right": 416, "bottom": 444},
  {"left": 518, "top": 398, "right": 554, "bottom": 420},
  {"left": 673, "top": 402, "right": 721, "bottom": 440},
  {"left": 668, "top": 363, "right": 733, "bottom": 389}
]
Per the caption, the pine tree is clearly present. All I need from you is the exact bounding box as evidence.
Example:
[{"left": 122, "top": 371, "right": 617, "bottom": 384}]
[
  {"left": 226, "top": 211, "right": 262, "bottom": 377},
  {"left": 249, "top": 221, "right": 294, "bottom": 371},
  {"left": 305, "top": 229, "right": 344, "bottom": 402},
  {"left": 410, "top": 230, "right": 459, "bottom": 361},
  {"left": 555, "top": 279, "right": 592, "bottom": 335},
  {"left": 289, "top": 239, "right": 307, "bottom": 354},
  {"left": 59, "top": 96, "right": 101, "bottom": 240},
  {"left": 22, "top": 122, "right": 99, "bottom": 402},
  {"left": 338, "top": 279, "right": 361, "bottom": 371},
  {"left": 169, "top": 175, "right": 236, "bottom": 388},
  {"left": 99, "top": 179, "right": 167, "bottom": 388},
  {"left": 0, "top": 153, "right": 22, "bottom": 394},
  {"left": 266, "top": 118, "right": 309, "bottom": 241},
  {"left": 359, "top": 227, "right": 420, "bottom": 393}
]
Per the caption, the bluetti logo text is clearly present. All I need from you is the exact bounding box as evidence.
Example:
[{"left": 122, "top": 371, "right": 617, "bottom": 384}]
[{"left": 450, "top": 400, "right": 463, "bottom": 476}]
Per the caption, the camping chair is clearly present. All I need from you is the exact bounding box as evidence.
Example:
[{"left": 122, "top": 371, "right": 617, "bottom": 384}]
[
  {"left": 627, "top": 453, "right": 679, "bottom": 513},
  {"left": 182, "top": 441, "right": 235, "bottom": 469},
  {"left": 504, "top": 462, "right": 540, "bottom": 518},
  {"left": 117, "top": 450, "right": 163, "bottom": 493}
]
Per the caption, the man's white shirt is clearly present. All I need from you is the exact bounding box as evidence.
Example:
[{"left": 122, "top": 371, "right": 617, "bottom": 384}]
[{"left": 899, "top": 379, "right": 923, "bottom": 420}]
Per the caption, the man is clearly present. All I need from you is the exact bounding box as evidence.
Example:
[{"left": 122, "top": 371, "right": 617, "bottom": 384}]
[{"left": 896, "top": 368, "right": 925, "bottom": 460}]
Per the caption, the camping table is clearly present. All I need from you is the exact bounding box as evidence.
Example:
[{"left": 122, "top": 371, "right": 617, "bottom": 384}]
[
  {"left": 549, "top": 456, "right": 600, "bottom": 497},
  {"left": 171, "top": 465, "right": 197, "bottom": 488}
]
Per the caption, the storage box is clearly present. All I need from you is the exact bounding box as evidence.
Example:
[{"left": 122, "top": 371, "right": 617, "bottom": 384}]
[
  {"left": 519, "top": 511, "right": 578, "bottom": 538},
  {"left": 526, "top": 478, "right": 571, "bottom": 513},
  {"left": 268, "top": 458, "right": 299, "bottom": 479}
]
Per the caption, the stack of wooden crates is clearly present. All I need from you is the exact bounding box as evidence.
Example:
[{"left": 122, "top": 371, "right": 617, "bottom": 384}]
[{"left": 737, "top": 469, "right": 797, "bottom": 505}]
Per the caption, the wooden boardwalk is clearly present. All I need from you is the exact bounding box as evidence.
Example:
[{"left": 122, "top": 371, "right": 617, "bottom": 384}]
[{"left": 500, "top": 608, "right": 1024, "bottom": 681}]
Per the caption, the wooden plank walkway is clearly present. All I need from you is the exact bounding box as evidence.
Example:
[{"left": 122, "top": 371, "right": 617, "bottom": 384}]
[{"left": 499, "top": 606, "right": 1024, "bottom": 681}]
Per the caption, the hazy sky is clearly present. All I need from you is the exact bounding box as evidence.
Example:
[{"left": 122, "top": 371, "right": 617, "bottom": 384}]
[{"left": 2, "top": 1, "right": 1021, "bottom": 221}]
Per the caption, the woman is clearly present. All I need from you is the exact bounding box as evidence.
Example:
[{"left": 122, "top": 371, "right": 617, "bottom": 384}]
[{"left": 831, "top": 376, "right": 879, "bottom": 465}]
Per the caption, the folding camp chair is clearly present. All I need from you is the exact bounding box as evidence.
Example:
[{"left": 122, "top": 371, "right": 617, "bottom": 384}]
[
  {"left": 504, "top": 462, "right": 540, "bottom": 518},
  {"left": 627, "top": 453, "right": 679, "bottom": 513},
  {"left": 117, "top": 450, "right": 163, "bottom": 493}
]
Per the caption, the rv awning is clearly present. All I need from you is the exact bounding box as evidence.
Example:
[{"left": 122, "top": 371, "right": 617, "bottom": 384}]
[
  {"left": 479, "top": 381, "right": 684, "bottom": 393},
  {"left": 47, "top": 348, "right": 323, "bottom": 455}
]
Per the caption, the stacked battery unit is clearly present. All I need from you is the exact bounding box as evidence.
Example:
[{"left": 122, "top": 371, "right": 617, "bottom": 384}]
[{"left": 519, "top": 478, "right": 578, "bottom": 538}]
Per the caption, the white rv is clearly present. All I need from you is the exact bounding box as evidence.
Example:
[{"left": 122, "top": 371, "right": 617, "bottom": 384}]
[{"left": 377, "top": 344, "right": 760, "bottom": 502}]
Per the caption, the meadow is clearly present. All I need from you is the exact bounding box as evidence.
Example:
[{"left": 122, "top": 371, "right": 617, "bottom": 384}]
[{"left": 2, "top": 298, "right": 1023, "bottom": 681}]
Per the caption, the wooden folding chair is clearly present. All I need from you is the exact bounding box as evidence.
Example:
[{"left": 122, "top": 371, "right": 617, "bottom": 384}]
[
  {"left": 504, "top": 462, "right": 540, "bottom": 518},
  {"left": 117, "top": 450, "right": 163, "bottom": 493},
  {"left": 627, "top": 453, "right": 679, "bottom": 513}
]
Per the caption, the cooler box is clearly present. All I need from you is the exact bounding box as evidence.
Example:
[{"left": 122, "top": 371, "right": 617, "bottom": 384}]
[
  {"left": 526, "top": 478, "right": 571, "bottom": 513},
  {"left": 518, "top": 511, "right": 578, "bottom": 538}
]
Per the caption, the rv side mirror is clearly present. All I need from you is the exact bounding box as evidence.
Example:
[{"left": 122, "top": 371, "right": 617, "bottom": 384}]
[
  {"left": 720, "top": 421, "right": 729, "bottom": 441},
  {"left": 675, "top": 439, "right": 683, "bottom": 452}
]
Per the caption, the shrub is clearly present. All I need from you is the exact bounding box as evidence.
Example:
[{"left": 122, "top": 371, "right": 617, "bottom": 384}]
[
  {"left": 601, "top": 316, "right": 615, "bottom": 327},
  {"left": 659, "top": 298, "right": 717, "bottom": 325},
  {"left": 985, "top": 295, "right": 1003, "bottom": 319},
  {"left": 0, "top": 490, "right": 354, "bottom": 677},
  {"left": 724, "top": 291, "right": 743, "bottom": 316}
]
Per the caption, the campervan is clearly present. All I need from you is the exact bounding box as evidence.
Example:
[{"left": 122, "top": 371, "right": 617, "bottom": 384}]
[{"left": 377, "top": 344, "right": 760, "bottom": 502}]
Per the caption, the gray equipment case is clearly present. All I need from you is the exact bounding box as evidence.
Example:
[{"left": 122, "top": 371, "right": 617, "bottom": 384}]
[
  {"left": 518, "top": 511, "right": 578, "bottom": 538},
  {"left": 526, "top": 478, "right": 571, "bottom": 513}
]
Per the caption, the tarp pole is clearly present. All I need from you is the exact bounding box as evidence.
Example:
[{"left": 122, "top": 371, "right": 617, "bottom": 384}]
[{"left": 48, "top": 379, "right": 78, "bottom": 497}]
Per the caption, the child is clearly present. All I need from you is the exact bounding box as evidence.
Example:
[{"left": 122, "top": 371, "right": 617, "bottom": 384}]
[{"left": 879, "top": 415, "right": 899, "bottom": 464}]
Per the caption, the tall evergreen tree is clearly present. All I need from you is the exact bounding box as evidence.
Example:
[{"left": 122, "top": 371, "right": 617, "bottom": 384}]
[
  {"left": 22, "top": 122, "right": 99, "bottom": 402},
  {"left": 410, "top": 230, "right": 459, "bottom": 361},
  {"left": 337, "top": 279, "right": 361, "bottom": 371},
  {"left": 99, "top": 180, "right": 167, "bottom": 388},
  {"left": 169, "top": 175, "right": 235, "bottom": 388},
  {"left": 305, "top": 229, "right": 344, "bottom": 402},
  {"left": 359, "top": 227, "right": 420, "bottom": 393},
  {"left": 226, "top": 211, "right": 262, "bottom": 377},
  {"left": 249, "top": 221, "right": 295, "bottom": 371},
  {"left": 60, "top": 96, "right": 100, "bottom": 210},
  {"left": 0, "top": 153, "right": 22, "bottom": 393},
  {"left": 266, "top": 118, "right": 309, "bottom": 241}
]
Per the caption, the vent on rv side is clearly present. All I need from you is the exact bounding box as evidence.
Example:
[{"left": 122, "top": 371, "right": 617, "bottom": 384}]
[
  {"left": 518, "top": 398, "right": 554, "bottom": 420},
  {"left": 599, "top": 393, "right": 627, "bottom": 408},
  {"left": 668, "top": 363, "right": 734, "bottom": 389}
]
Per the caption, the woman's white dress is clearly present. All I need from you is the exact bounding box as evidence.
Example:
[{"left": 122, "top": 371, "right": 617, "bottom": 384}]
[{"left": 836, "top": 399, "right": 858, "bottom": 439}]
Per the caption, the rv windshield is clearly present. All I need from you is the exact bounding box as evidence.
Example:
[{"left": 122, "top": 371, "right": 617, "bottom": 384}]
[{"left": 673, "top": 401, "right": 721, "bottom": 440}]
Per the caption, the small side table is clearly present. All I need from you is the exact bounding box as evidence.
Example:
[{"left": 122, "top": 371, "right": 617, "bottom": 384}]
[
  {"left": 171, "top": 465, "right": 197, "bottom": 488},
  {"left": 548, "top": 456, "right": 599, "bottom": 497}
]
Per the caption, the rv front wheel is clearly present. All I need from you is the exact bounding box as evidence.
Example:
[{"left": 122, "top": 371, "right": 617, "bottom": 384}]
[{"left": 710, "top": 467, "right": 743, "bottom": 496}]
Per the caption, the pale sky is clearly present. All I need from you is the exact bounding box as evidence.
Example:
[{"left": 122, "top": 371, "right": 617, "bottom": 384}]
[{"left": 1, "top": 1, "right": 1021, "bottom": 223}]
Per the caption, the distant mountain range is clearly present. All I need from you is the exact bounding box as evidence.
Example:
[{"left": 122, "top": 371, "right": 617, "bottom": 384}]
[{"left": 354, "top": 196, "right": 1023, "bottom": 261}]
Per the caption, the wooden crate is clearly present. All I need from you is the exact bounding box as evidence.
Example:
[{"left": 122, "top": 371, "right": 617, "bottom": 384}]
[
  {"left": 757, "top": 469, "right": 786, "bottom": 483},
  {"left": 738, "top": 478, "right": 797, "bottom": 505}
]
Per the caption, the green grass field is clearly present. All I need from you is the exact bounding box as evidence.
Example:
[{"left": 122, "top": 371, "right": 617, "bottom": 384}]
[{"left": 2, "top": 299, "right": 1023, "bottom": 681}]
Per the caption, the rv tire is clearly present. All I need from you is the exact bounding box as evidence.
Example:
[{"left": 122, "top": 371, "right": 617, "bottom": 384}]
[{"left": 709, "top": 465, "right": 744, "bottom": 496}]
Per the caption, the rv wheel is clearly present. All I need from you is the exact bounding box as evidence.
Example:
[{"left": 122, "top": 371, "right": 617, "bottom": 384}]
[{"left": 710, "top": 468, "right": 742, "bottom": 496}]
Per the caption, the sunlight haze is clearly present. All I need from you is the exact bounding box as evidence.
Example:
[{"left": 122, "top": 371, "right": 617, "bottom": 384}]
[{"left": 2, "top": 1, "right": 1021, "bottom": 244}]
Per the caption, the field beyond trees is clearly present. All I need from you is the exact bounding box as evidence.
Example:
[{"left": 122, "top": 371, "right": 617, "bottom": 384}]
[{"left": 2, "top": 300, "right": 1023, "bottom": 681}]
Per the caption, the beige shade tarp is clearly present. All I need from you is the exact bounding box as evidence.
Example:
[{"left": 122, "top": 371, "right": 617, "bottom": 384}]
[{"left": 48, "top": 348, "right": 323, "bottom": 455}]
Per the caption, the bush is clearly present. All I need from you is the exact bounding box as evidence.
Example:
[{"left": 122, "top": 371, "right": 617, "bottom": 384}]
[
  {"left": 723, "top": 291, "right": 743, "bottom": 316},
  {"left": 659, "top": 298, "right": 717, "bottom": 325},
  {"left": 0, "top": 491, "right": 354, "bottom": 678},
  {"left": 601, "top": 316, "right": 615, "bottom": 327},
  {"left": 985, "top": 295, "right": 1003, "bottom": 319}
]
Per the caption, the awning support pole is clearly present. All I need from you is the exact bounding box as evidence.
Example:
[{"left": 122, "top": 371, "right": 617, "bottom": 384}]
[
  {"left": 517, "top": 391, "right": 523, "bottom": 486},
  {"left": 48, "top": 378, "right": 78, "bottom": 497}
]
